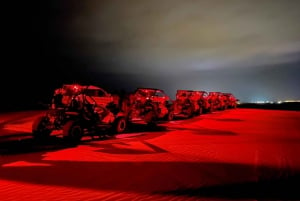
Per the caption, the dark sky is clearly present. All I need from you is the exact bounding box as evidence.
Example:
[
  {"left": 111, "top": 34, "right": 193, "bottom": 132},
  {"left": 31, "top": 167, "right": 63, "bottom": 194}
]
[{"left": 4, "top": 0, "right": 300, "bottom": 109}]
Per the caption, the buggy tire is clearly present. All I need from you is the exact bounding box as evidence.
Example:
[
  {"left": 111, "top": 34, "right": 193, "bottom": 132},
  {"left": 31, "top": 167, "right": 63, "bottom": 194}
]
[
  {"left": 113, "top": 117, "right": 127, "bottom": 134},
  {"left": 147, "top": 121, "right": 157, "bottom": 128},
  {"left": 32, "top": 116, "right": 51, "bottom": 140},
  {"left": 198, "top": 107, "right": 203, "bottom": 115},
  {"left": 144, "top": 110, "right": 156, "bottom": 124},
  {"left": 63, "top": 120, "right": 83, "bottom": 143},
  {"left": 186, "top": 105, "right": 194, "bottom": 118},
  {"left": 166, "top": 111, "right": 174, "bottom": 121}
]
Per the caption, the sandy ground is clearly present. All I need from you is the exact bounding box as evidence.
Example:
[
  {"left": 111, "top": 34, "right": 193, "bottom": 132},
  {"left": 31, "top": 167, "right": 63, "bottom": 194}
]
[{"left": 0, "top": 108, "right": 299, "bottom": 201}]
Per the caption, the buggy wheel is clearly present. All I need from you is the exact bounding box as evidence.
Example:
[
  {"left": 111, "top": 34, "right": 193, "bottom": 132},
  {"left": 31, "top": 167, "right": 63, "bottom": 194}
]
[
  {"left": 197, "top": 107, "right": 203, "bottom": 115},
  {"left": 147, "top": 121, "right": 157, "bottom": 128},
  {"left": 63, "top": 120, "right": 83, "bottom": 143},
  {"left": 144, "top": 111, "right": 155, "bottom": 123},
  {"left": 32, "top": 116, "right": 51, "bottom": 140},
  {"left": 166, "top": 111, "right": 174, "bottom": 121},
  {"left": 185, "top": 105, "right": 194, "bottom": 118},
  {"left": 113, "top": 117, "right": 127, "bottom": 134}
]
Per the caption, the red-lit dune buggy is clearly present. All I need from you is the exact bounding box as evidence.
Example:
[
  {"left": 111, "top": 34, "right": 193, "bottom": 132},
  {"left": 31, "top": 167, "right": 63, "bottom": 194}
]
[
  {"left": 207, "top": 92, "right": 238, "bottom": 111},
  {"left": 32, "top": 84, "right": 127, "bottom": 143},
  {"left": 192, "top": 90, "right": 212, "bottom": 114},
  {"left": 173, "top": 90, "right": 211, "bottom": 118},
  {"left": 207, "top": 92, "right": 225, "bottom": 111},
  {"left": 126, "top": 88, "right": 174, "bottom": 125},
  {"left": 222, "top": 93, "right": 239, "bottom": 109},
  {"left": 173, "top": 90, "right": 196, "bottom": 118}
]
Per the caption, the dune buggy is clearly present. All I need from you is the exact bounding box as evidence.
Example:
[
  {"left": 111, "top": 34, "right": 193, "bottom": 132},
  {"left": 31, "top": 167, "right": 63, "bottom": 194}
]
[
  {"left": 207, "top": 92, "right": 229, "bottom": 111},
  {"left": 32, "top": 84, "right": 127, "bottom": 143},
  {"left": 222, "top": 93, "right": 239, "bottom": 109},
  {"left": 173, "top": 90, "right": 196, "bottom": 118},
  {"left": 192, "top": 90, "right": 212, "bottom": 114},
  {"left": 127, "top": 88, "right": 174, "bottom": 125},
  {"left": 173, "top": 90, "right": 211, "bottom": 118}
]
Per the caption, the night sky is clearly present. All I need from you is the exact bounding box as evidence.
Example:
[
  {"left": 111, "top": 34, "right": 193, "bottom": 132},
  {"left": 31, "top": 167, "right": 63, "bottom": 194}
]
[{"left": 4, "top": 0, "right": 300, "bottom": 110}]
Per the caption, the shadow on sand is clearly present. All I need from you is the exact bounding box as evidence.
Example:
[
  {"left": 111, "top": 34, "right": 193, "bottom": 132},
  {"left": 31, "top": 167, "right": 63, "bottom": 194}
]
[
  {"left": 0, "top": 123, "right": 170, "bottom": 155},
  {"left": 0, "top": 122, "right": 238, "bottom": 155},
  {"left": 0, "top": 156, "right": 299, "bottom": 200},
  {"left": 158, "top": 174, "right": 300, "bottom": 200}
]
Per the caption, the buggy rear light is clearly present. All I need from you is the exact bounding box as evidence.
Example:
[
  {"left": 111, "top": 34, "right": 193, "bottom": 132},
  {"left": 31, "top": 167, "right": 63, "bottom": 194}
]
[{"left": 72, "top": 85, "right": 80, "bottom": 92}]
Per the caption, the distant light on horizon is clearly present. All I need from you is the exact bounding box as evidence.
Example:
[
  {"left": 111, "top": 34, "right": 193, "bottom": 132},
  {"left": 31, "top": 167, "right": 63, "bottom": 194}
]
[{"left": 251, "top": 99, "right": 300, "bottom": 104}]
